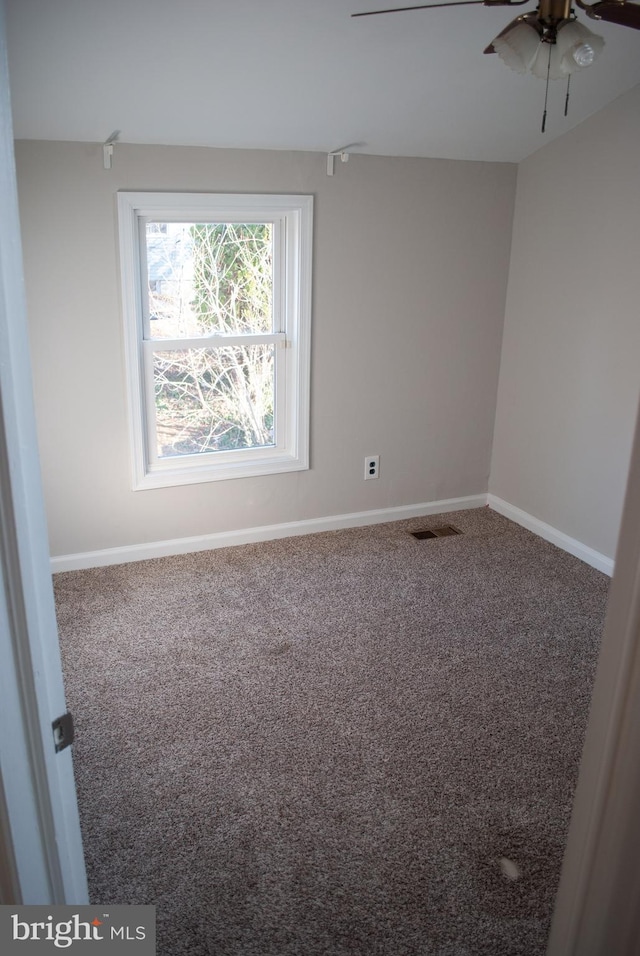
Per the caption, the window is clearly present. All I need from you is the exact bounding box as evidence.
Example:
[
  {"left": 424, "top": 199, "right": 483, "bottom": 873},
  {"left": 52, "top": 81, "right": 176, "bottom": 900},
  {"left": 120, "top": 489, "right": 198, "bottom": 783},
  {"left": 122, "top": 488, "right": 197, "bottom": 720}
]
[{"left": 117, "top": 192, "right": 313, "bottom": 489}]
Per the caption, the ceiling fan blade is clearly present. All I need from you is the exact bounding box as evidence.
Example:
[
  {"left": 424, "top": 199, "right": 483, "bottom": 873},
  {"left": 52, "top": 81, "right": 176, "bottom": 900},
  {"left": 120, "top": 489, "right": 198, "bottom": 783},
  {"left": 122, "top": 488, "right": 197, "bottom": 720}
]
[
  {"left": 351, "top": 0, "right": 527, "bottom": 16},
  {"left": 576, "top": 0, "right": 640, "bottom": 28},
  {"left": 484, "top": 12, "right": 542, "bottom": 51},
  {"left": 352, "top": 2, "right": 484, "bottom": 15}
]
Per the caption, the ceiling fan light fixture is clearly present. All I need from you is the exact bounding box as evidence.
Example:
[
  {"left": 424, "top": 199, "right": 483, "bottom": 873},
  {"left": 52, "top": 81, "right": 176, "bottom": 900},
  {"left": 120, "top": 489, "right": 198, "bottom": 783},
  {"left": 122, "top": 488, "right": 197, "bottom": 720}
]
[
  {"left": 490, "top": 15, "right": 605, "bottom": 79},
  {"left": 493, "top": 21, "right": 542, "bottom": 73}
]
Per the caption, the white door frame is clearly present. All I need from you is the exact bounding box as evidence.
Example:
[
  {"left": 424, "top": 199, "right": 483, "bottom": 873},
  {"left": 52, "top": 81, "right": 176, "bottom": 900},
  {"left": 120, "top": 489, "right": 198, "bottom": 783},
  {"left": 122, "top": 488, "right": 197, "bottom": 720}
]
[
  {"left": 546, "top": 396, "right": 640, "bottom": 955},
  {"left": 0, "top": 2, "right": 88, "bottom": 905}
]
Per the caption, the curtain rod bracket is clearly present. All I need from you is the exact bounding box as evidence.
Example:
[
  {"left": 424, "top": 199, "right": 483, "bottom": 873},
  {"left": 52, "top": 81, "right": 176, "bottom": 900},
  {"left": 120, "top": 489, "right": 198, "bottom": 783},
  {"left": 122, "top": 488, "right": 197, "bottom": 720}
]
[
  {"left": 327, "top": 147, "right": 351, "bottom": 177},
  {"left": 103, "top": 130, "right": 121, "bottom": 170}
]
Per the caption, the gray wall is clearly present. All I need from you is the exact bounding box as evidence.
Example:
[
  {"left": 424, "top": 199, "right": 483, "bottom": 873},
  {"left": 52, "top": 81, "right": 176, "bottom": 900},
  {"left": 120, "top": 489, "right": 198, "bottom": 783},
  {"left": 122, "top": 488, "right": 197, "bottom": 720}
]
[
  {"left": 15, "top": 142, "right": 516, "bottom": 557},
  {"left": 490, "top": 85, "right": 640, "bottom": 561}
]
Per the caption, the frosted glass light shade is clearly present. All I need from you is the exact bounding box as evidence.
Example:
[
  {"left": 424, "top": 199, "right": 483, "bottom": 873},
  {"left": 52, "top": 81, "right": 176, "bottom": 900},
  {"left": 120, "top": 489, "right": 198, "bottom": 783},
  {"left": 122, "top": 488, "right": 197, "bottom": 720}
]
[
  {"left": 530, "top": 42, "right": 566, "bottom": 80},
  {"left": 493, "top": 22, "right": 542, "bottom": 74},
  {"left": 557, "top": 21, "right": 605, "bottom": 73}
]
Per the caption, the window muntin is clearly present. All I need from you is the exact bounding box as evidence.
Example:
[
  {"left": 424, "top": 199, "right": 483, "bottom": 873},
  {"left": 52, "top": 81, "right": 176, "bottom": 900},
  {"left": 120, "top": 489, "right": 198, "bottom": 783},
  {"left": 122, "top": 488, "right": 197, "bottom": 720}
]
[{"left": 117, "top": 193, "right": 312, "bottom": 489}]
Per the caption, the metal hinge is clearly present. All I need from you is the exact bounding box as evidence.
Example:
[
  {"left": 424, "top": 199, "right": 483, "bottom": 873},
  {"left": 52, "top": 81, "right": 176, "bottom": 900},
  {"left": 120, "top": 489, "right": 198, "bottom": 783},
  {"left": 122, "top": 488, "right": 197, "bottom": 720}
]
[{"left": 52, "top": 712, "right": 75, "bottom": 753}]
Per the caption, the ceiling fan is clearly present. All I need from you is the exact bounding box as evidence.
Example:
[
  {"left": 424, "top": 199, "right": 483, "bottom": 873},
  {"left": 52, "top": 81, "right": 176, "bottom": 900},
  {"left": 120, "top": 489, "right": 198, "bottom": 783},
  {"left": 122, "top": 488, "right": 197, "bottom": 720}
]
[{"left": 352, "top": 1, "right": 640, "bottom": 127}]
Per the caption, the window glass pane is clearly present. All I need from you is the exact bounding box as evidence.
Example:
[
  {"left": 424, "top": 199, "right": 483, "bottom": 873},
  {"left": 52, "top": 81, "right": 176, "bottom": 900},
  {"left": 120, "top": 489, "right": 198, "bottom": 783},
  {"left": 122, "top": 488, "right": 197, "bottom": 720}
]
[
  {"left": 153, "top": 345, "right": 275, "bottom": 458},
  {"left": 146, "top": 222, "right": 273, "bottom": 339}
]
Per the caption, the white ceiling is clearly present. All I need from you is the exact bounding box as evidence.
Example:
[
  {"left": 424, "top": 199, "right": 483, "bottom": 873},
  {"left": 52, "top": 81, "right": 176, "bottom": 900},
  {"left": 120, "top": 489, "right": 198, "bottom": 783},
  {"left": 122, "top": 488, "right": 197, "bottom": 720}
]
[{"left": 5, "top": 0, "right": 640, "bottom": 163}]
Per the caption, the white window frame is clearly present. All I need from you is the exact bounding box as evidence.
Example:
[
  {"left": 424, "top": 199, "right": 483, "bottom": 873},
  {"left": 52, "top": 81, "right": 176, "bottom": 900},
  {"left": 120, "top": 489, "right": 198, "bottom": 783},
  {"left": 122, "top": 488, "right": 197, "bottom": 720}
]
[{"left": 117, "top": 192, "right": 313, "bottom": 490}]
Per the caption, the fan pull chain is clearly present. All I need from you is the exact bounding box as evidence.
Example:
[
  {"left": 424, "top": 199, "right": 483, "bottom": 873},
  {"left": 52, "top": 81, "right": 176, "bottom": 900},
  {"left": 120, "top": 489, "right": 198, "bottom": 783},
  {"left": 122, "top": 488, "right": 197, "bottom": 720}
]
[
  {"left": 541, "top": 42, "right": 552, "bottom": 133},
  {"left": 564, "top": 74, "right": 571, "bottom": 117}
]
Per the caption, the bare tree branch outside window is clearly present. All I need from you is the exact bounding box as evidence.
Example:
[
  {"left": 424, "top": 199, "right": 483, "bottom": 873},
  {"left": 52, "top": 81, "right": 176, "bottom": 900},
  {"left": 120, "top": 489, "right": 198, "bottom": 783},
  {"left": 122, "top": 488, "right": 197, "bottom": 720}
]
[{"left": 146, "top": 222, "right": 274, "bottom": 457}]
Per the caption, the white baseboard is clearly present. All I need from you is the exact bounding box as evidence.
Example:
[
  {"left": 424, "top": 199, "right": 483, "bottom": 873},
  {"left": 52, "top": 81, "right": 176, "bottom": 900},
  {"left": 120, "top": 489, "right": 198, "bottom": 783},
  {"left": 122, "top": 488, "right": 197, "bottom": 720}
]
[
  {"left": 50, "top": 494, "right": 487, "bottom": 573},
  {"left": 487, "top": 494, "right": 614, "bottom": 577},
  {"left": 51, "top": 493, "right": 616, "bottom": 576}
]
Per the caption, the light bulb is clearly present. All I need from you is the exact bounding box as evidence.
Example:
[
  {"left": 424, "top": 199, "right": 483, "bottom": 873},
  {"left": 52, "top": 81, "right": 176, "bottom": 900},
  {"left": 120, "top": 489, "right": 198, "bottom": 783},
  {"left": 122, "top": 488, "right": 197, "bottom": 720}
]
[{"left": 572, "top": 42, "right": 595, "bottom": 67}]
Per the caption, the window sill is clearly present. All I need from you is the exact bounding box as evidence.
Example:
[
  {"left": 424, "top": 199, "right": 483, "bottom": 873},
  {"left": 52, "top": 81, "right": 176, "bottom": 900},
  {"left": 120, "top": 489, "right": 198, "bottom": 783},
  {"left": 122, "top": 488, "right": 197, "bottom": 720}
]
[{"left": 132, "top": 451, "right": 309, "bottom": 490}]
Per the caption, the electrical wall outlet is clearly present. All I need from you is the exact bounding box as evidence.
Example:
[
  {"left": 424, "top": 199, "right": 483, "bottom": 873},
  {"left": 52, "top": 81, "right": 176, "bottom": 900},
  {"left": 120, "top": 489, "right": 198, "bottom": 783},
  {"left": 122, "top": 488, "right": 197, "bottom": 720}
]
[{"left": 364, "top": 455, "right": 379, "bottom": 480}]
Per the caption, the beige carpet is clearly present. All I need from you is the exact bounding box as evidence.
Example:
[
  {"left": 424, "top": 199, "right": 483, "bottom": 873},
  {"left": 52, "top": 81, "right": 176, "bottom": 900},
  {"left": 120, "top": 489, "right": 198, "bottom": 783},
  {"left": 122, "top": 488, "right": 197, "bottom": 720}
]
[{"left": 54, "top": 507, "right": 608, "bottom": 955}]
